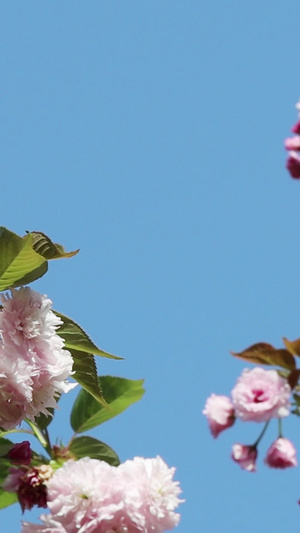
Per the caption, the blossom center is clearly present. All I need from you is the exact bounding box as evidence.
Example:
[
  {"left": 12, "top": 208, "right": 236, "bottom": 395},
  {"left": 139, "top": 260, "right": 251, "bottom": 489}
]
[{"left": 252, "top": 388, "right": 266, "bottom": 403}]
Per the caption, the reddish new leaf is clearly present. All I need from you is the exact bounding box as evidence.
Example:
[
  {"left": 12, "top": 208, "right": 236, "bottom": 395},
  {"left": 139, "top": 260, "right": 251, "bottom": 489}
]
[
  {"left": 283, "top": 337, "right": 300, "bottom": 357},
  {"left": 231, "top": 342, "right": 296, "bottom": 370}
]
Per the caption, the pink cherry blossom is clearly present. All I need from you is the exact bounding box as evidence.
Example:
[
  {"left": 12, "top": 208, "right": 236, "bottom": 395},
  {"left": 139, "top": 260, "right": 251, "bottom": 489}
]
[
  {"left": 292, "top": 120, "right": 300, "bottom": 134},
  {"left": 0, "top": 287, "right": 76, "bottom": 429},
  {"left": 118, "top": 456, "right": 184, "bottom": 532},
  {"left": 231, "top": 444, "right": 257, "bottom": 472},
  {"left": 285, "top": 100, "right": 300, "bottom": 178},
  {"left": 21, "top": 456, "right": 183, "bottom": 533},
  {"left": 231, "top": 367, "right": 290, "bottom": 423},
  {"left": 287, "top": 151, "right": 300, "bottom": 179},
  {"left": 22, "top": 517, "right": 65, "bottom": 533},
  {"left": 285, "top": 136, "right": 300, "bottom": 151},
  {"left": 2, "top": 467, "right": 24, "bottom": 493},
  {"left": 4, "top": 464, "right": 53, "bottom": 512},
  {"left": 203, "top": 394, "right": 235, "bottom": 438},
  {"left": 264, "top": 438, "right": 297, "bottom": 469}
]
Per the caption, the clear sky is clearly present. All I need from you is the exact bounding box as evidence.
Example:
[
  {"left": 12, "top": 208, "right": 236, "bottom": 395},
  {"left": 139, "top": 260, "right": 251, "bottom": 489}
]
[{"left": 2, "top": 1, "right": 300, "bottom": 532}]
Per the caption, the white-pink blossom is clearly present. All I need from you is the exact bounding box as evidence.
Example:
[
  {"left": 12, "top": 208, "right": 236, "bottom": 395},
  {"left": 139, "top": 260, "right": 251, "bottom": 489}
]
[
  {"left": 285, "top": 136, "right": 300, "bottom": 151},
  {"left": 286, "top": 100, "right": 300, "bottom": 178},
  {"left": 2, "top": 467, "right": 24, "bottom": 492},
  {"left": 118, "top": 456, "right": 183, "bottom": 532},
  {"left": 264, "top": 438, "right": 297, "bottom": 469},
  {"left": 22, "top": 517, "right": 66, "bottom": 533},
  {"left": 203, "top": 394, "right": 235, "bottom": 438},
  {"left": 21, "top": 456, "right": 183, "bottom": 533},
  {"left": 231, "top": 367, "right": 290, "bottom": 423},
  {"left": 0, "top": 287, "right": 76, "bottom": 429},
  {"left": 231, "top": 444, "right": 257, "bottom": 472}
]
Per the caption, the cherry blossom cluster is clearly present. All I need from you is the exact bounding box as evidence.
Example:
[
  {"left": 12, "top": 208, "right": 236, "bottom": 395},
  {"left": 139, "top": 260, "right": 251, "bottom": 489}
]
[
  {"left": 0, "top": 233, "right": 184, "bottom": 531},
  {"left": 203, "top": 367, "right": 297, "bottom": 472},
  {"left": 18, "top": 455, "right": 183, "bottom": 533},
  {"left": 0, "top": 285, "right": 184, "bottom": 532},
  {"left": 285, "top": 99, "right": 300, "bottom": 178},
  {"left": 0, "top": 287, "right": 76, "bottom": 429},
  {"left": 4, "top": 442, "right": 183, "bottom": 532}
]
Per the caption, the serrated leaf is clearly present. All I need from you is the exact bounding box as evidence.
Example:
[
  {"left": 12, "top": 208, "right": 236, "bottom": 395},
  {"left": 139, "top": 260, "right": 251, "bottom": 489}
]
[
  {"left": 71, "top": 375, "right": 145, "bottom": 433},
  {"left": 56, "top": 312, "right": 122, "bottom": 360},
  {"left": 231, "top": 342, "right": 296, "bottom": 370},
  {"left": 29, "top": 231, "right": 79, "bottom": 260},
  {"left": 0, "top": 489, "right": 18, "bottom": 509},
  {"left": 69, "top": 436, "right": 120, "bottom": 466},
  {"left": 0, "top": 227, "right": 48, "bottom": 290},
  {"left": 71, "top": 349, "right": 108, "bottom": 408}
]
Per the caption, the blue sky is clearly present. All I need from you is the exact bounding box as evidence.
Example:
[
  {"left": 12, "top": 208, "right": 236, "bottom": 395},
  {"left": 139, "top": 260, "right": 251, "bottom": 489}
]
[{"left": 2, "top": 1, "right": 300, "bottom": 531}]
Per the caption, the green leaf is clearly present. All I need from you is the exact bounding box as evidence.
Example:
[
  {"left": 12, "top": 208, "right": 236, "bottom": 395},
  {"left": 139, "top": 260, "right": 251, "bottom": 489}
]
[
  {"left": 291, "top": 393, "right": 300, "bottom": 416},
  {"left": 29, "top": 231, "right": 79, "bottom": 260},
  {"left": 56, "top": 312, "right": 123, "bottom": 360},
  {"left": 0, "top": 227, "right": 48, "bottom": 290},
  {"left": 0, "top": 489, "right": 18, "bottom": 509},
  {"left": 231, "top": 342, "right": 296, "bottom": 370},
  {"left": 0, "top": 459, "right": 10, "bottom": 484},
  {"left": 0, "top": 227, "right": 79, "bottom": 291},
  {"left": 34, "top": 408, "right": 55, "bottom": 431},
  {"left": 0, "top": 438, "right": 13, "bottom": 456},
  {"left": 69, "top": 436, "right": 120, "bottom": 466},
  {"left": 71, "top": 375, "right": 145, "bottom": 433},
  {"left": 71, "top": 349, "right": 108, "bottom": 408},
  {"left": 0, "top": 456, "right": 15, "bottom": 507}
]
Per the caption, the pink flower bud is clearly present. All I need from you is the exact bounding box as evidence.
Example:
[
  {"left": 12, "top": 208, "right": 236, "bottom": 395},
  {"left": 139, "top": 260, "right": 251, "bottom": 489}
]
[
  {"left": 292, "top": 120, "right": 300, "bottom": 134},
  {"left": 203, "top": 394, "right": 235, "bottom": 438},
  {"left": 8, "top": 441, "right": 32, "bottom": 466},
  {"left": 285, "top": 136, "right": 300, "bottom": 151},
  {"left": 264, "top": 438, "right": 297, "bottom": 469},
  {"left": 287, "top": 152, "right": 300, "bottom": 179},
  {"left": 231, "top": 444, "right": 257, "bottom": 472}
]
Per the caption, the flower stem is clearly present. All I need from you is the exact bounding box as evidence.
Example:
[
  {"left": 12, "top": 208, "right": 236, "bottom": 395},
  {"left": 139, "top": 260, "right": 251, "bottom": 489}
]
[
  {"left": 25, "top": 419, "right": 48, "bottom": 450},
  {"left": 253, "top": 420, "right": 270, "bottom": 447},
  {"left": 278, "top": 418, "right": 283, "bottom": 438},
  {"left": 0, "top": 428, "right": 33, "bottom": 438}
]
